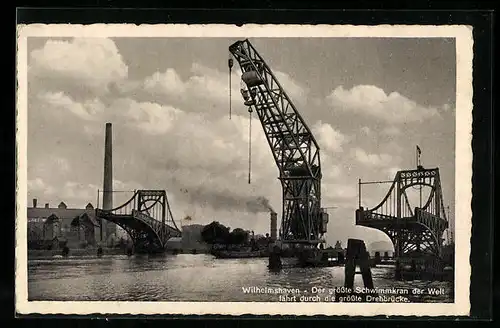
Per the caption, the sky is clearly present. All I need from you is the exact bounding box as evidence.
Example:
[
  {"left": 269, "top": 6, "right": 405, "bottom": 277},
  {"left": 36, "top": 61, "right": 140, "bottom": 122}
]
[{"left": 26, "top": 37, "right": 456, "bottom": 250}]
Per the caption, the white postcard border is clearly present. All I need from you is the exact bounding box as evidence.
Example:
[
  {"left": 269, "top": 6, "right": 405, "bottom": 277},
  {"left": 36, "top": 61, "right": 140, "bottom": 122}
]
[{"left": 15, "top": 24, "right": 473, "bottom": 316}]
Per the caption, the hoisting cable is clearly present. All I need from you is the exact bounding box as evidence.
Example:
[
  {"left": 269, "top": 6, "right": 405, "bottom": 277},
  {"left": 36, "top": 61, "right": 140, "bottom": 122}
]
[
  {"left": 228, "top": 56, "right": 234, "bottom": 120},
  {"left": 248, "top": 107, "right": 253, "bottom": 184}
]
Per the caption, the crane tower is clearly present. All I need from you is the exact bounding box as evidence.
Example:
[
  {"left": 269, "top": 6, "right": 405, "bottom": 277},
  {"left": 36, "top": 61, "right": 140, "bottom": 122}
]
[{"left": 228, "top": 39, "right": 329, "bottom": 246}]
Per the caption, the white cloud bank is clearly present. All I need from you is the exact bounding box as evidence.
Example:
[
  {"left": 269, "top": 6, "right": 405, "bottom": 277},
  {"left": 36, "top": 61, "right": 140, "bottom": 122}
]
[
  {"left": 30, "top": 38, "right": 129, "bottom": 96},
  {"left": 351, "top": 147, "right": 398, "bottom": 168},
  {"left": 327, "top": 85, "right": 441, "bottom": 124}
]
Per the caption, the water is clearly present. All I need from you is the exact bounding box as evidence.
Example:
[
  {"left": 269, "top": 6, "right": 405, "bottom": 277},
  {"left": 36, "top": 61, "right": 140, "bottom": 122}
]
[{"left": 28, "top": 254, "right": 453, "bottom": 302}]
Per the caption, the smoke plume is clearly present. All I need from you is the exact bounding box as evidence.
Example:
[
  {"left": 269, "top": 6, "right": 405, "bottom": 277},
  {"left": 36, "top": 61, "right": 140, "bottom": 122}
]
[
  {"left": 177, "top": 185, "right": 276, "bottom": 214},
  {"left": 246, "top": 196, "right": 276, "bottom": 214}
]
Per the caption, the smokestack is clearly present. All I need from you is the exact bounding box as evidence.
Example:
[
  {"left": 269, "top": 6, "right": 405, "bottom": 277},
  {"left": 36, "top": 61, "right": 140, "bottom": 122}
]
[
  {"left": 102, "top": 123, "right": 114, "bottom": 242},
  {"left": 32, "top": 198, "right": 37, "bottom": 208},
  {"left": 103, "top": 123, "right": 113, "bottom": 210},
  {"left": 270, "top": 211, "right": 277, "bottom": 241}
]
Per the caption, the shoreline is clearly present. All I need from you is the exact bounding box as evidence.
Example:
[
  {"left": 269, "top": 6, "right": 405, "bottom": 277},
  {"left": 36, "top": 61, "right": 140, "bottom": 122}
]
[
  {"left": 27, "top": 248, "right": 212, "bottom": 260},
  {"left": 28, "top": 248, "right": 128, "bottom": 260}
]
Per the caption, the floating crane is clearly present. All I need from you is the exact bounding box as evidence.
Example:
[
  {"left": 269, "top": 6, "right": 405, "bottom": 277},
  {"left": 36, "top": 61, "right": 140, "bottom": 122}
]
[{"left": 228, "top": 39, "right": 329, "bottom": 247}]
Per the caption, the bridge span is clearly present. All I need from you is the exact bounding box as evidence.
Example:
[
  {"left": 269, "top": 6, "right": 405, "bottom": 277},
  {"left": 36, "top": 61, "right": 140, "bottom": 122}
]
[
  {"left": 356, "top": 166, "right": 449, "bottom": 260},
  {"left": 96, "top": 190, "right": 181, "bottom": 253}
]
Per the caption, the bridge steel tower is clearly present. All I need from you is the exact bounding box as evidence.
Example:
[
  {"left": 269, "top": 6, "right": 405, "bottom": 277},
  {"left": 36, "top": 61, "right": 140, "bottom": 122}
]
[
  {"left": 356, "top": 167, "right": 449, "bottom": 259},
  {"left": 229, "top": 39, "right": 328, "bottom": 246}
]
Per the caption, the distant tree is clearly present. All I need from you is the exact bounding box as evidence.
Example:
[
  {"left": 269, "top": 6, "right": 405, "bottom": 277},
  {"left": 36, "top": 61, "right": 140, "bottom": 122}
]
[
  {"left": 255, "top": 234, "right": 270, "bottom": 248},
  {"left": 228, "top": 228, "right": 249, "bottom": 245},
  {"left": 201, "top": 221, "right": 230, "bottom": 244}
]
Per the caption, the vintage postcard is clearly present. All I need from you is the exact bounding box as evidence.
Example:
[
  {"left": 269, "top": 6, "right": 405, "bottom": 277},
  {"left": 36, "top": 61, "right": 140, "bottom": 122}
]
[{"left": 15, "top": 24, "right": 473, "bottom": 316}]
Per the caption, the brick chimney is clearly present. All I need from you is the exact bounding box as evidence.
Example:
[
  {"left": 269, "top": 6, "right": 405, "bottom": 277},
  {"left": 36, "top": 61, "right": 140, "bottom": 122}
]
[
  {"left": 270, "top": 211, "right": 278, "bottom": 241},
  {"left": 32, "top": 198, "right": 37, "bottom": 208},
  {"left": 101, "top": 122, "right": 115, "bottom": 242},
  {"left": 103, "top": 123, "right": 113, "bottom": 211}
]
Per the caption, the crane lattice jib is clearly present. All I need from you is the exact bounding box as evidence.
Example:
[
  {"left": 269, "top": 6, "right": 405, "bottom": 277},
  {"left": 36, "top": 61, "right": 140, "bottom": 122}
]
[{"left": 229, "top": 39, "right": 325, "bottom": 244}]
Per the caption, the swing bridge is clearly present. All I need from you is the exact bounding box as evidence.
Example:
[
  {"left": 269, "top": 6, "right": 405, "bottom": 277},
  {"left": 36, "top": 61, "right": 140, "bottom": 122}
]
[
  {"left": 356, "top": 166, "right": 449, "bottom": 260},
  {"left": 95, "top": 190, "right": 181, "bottom": 253}
]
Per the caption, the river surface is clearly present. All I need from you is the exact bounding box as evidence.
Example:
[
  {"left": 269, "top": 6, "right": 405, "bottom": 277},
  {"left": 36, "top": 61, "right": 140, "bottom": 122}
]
[{"left": 28, "top": 254, "right": 453, "bottom": 302}]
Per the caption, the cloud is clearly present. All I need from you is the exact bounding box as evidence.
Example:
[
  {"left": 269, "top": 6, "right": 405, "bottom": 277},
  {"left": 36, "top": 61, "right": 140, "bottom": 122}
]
[
  {"left": 62, "top": 182, "right": 100, "bottom": 203},
  {"left": 326, "top": 85, "right": 440, "bottom": 124},
  {"left": 143, "top": 63, "right": 242, "bottom": 110},
  {"left": 113, "top": 179, "right": 144, "bottom": 191},
  {"left": 386, "top": 167, "right": 401, "bottom": 179},
  {"left": 28, "top": 178, "right": 56, "bottom": 196},
  {"left": 29, "top": 67, "right": 282, "bottom": 215},
  {"left": 322, "top": 162, "right": 342, "bottom": 181},
  {"left": 27, "top": 179, "right": 99, "bottom": 208},
  {"left": 143, "top": 68, "right": 187, "bottom": 99},
  {"left": 52, "top": 157, "right": 71, "bottom": 173},
  {"left": 35, "top": 91, "right": 186, "bottom": 136},
  {"left": 28, "top": 154, "right": 73, "bottom": 182},
  {"left": 274, "top": 71, "right": 310, "bottom": 103},
  {"left": 382, "top": 126, "right": 402, "bottom": 136},
  {"left": 110, "top": 98, "right": 185, "bottom": 135},
  {"left": 361, "top": 126, "right": 371, "bottom": 135},
  {"left": 351, "top": 147, "right": 396, "bottom": 168},
  {"left": 141, "top": 62, "right": 310, "bottom": 114},
  {"left": 66, "top": 97, "right": 281, "bottom": 216},
  {"left": 384, "top": 140, "right": 404, "bottom": 154},
  {"left": 442, "top": 103, "right": 452, "bottom": 112},
  {"left": 323, "top": 183, "right": 358, "bottom": 202},
  {"left": 30, "top": 38, "right": 128, "bottom": 96},
  {"left": 312, "top": 121, "right": 347, "bottom": 153},
  {"left": 36, "top": 91, "right": 105, "bottom": 121}
]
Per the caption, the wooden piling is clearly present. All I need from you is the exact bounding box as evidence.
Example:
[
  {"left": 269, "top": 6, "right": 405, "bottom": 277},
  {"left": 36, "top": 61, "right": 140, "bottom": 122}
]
[
  {"left": 344, "top": 239, "right": 374, "bottom": 289},
  {"left": 268, "top": 245, "right": 282, "bottom": 270}
]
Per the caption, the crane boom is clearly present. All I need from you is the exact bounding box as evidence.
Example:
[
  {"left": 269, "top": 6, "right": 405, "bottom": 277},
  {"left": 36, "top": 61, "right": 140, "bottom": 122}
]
[{"left": 229, "top": 39, "right": 328, "bottom": 245}]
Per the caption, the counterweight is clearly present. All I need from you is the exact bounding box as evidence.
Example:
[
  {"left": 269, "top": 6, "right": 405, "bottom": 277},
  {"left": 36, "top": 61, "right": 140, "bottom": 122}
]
[{"left": 229, "top": 39, "right": 328, "bottom": 245}]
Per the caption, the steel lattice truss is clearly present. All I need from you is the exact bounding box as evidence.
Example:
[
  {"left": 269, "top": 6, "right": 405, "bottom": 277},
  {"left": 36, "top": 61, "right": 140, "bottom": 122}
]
[
  {"left": 356, "top": 167, "right": 449, "bottom": 258},
  {"left": 96, "top": 190, "right": 181, "bottom": 253},
  {"left": 229, "top": 39, "right": 324, "bottom": 244}
]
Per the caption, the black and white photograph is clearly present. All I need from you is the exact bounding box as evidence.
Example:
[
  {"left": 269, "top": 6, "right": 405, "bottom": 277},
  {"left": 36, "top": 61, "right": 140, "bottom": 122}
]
[{"left": 16, "top": 24, "right": 473, "bottom": 316}]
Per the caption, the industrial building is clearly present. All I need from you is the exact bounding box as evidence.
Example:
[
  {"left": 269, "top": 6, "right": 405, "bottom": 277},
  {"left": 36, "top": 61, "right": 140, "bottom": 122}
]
[
  {"left": 27, "top": 199, "right": 104, "bottom": 249},
  {"left": 27, "top": 200, "right": 123, "bottom": 250}
]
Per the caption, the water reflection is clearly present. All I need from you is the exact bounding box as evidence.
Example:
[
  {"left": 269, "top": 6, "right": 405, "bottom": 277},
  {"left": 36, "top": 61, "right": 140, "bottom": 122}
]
[{"left": 28, "top": 254, "right": 453, "bottom": 302}]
